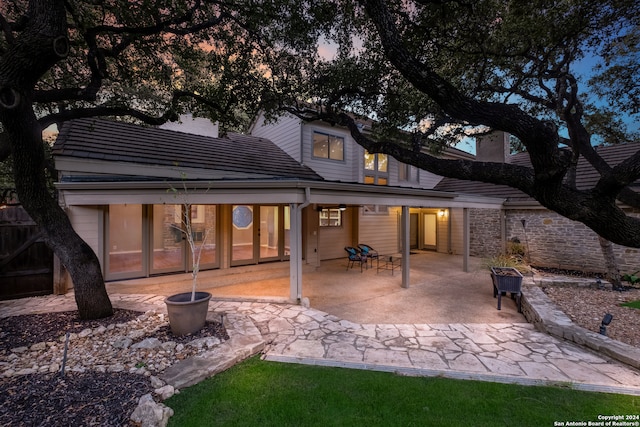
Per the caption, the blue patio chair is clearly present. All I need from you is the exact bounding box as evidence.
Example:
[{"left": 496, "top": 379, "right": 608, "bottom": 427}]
[
  {"left": 358, "top": 244, "right": 379, "bottom": 268},
  {"left": 345, "top": 246, "right": 366, "bottom": 272}
]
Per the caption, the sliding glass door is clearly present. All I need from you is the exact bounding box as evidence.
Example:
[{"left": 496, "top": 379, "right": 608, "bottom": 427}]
[
  {"left": 107, "top": 204, "right": 144, "bottom": 279},
  {"left": 106, "top": 204, "right": 219, "bottom": 280},
  {"left": 231, "top": 205, "right": 290, "bottom": 266},
  {"left": 151, "top": 204, "right": 185, "bottom": 274}
]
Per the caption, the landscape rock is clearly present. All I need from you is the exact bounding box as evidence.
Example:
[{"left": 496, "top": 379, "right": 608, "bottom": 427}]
[{"left": 130, "top": 393, "right": 174, "bottom": 427}]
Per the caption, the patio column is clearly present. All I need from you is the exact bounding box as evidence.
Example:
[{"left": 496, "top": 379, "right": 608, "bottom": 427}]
[
  {"left": 401, "top": 205, "right": 410, "bottom": 288},
  {"left": 463, "top": 208, "right": 470, "bottom": 272},
  {"left": 289, "top": 203, "right": 303, "bottom": 301}
]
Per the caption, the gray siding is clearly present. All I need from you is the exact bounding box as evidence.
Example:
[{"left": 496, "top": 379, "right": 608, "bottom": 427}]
[
  {"left": 250, "top": 112, "right": 303, "bottom": 162},
  {"left": 302, "top": 123, "right": 360, "bottom": 182},
  {"left": 67, "top": 206, "right": 103, "bottom": 269},
  {"left": 358, "top": 207, "right": 401, "bottom": 255},
  {"left": 318, "top": 207, "right": 354, "bottom": 260},
  {"left": 449, "top": 208, "right": 465, "bottom": 255}
]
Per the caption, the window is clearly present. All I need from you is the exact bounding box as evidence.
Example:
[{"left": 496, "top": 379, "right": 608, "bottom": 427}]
[
  {"left": 319, "top": 208, "right": 342, "bottom": 227},
  {"left": 399, "top": 163, "right": 419, "bottom": 183},
  {"left": 364, "top": 150, "right": 388, "bottom": 185},
  {"left": 313, "top": 132, "right": 344, "bottom": 161}
]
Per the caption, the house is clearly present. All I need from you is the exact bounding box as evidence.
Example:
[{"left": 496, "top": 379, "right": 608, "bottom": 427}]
[
  {"left": 435, "top": 139, "right": 640, "bottom": 274},
  {"left": 52, "top": 115, "right": 503, "bottom": 299},
  {"left": 249, "top": 111, "right": 478, "bottom": 260}
]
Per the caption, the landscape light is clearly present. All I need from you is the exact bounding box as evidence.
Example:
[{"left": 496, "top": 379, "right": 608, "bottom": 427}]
[{"left": 599, "top": 313, "right": 613, "bottom": 336}]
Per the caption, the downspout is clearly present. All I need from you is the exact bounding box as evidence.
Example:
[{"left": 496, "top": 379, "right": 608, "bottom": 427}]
[{"left": 300, "top": 186, "right": 311, "bottom": 210}]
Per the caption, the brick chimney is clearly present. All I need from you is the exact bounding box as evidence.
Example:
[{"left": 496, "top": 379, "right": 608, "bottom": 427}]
[{"left": 475, "top": 130, "right": 510, "bottom": 163}]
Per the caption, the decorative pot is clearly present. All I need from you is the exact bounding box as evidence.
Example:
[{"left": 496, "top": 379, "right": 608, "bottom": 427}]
[
  {"left": 164, "top": 291, "right": 212, "bottom": 336},
  {"left": 490, "top": 267, "right": 523, "bottom": 312}
]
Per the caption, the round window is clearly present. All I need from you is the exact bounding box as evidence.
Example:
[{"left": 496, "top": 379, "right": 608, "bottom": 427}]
[{"left": 232, "top": 205, "right": 253, "bottom": 229}]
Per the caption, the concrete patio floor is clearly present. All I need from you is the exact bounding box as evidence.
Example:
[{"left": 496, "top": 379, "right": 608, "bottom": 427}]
[{"left": 107, "top": 252, "right": 525, "bottom": 324}]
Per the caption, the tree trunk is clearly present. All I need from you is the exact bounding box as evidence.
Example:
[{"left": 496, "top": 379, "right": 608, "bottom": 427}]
[
  {"left": 598, "top": 235, "right": 623, "bottom": 291},
  {"left": 3, "top": 105, "right": 113, "bottom": 319},
  {"left": 0, "top": 0, "right": 112, "bottom": 319}
]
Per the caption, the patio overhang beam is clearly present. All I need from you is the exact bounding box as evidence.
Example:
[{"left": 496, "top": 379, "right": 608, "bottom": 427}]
[{"left": 56, "top": 179, "right": 504, "bottom": 209}]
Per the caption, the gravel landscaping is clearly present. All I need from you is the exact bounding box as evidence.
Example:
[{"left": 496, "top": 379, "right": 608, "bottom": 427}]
[
  {"left": 543, "top": 285, "right": 640, "bottom": 347},
  {"left": 0, "top": 309, "right": 227, "bottom": 426}
]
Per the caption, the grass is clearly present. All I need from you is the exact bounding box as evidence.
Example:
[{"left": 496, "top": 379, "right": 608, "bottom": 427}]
[
  {"left": 482, "top": 254, "right": 530, "bottom": 274},
  {"left": 165, "top": 356, "right": 639, "bottom": 426},
  {"left": 621, "top": 300, "right": 640, "bottom": 309}
]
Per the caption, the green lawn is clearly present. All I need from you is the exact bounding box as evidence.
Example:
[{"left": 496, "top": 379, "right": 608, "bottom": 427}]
[
  {"left": 621, "top": 300, "right": 640, "bottom": 309},
  {"left": 165, "top": 356, "right": 640, "bottom": 426}
]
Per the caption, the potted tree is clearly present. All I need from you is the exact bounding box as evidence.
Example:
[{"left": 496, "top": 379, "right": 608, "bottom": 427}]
[{"left": 164, "top": 200, "right": 212, "bottom": 336}]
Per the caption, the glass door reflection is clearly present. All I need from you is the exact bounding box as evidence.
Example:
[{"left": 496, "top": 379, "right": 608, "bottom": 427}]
[
  {"left": 107, "top": 204, "right": 143, "bottom": 279},
  {"left": 231, "top": 205, "right": 255, "bottom": 265}
]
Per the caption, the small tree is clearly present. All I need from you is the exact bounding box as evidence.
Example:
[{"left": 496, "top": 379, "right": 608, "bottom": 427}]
[
  {"left": 173, "top": 201, "right": 209, "bottom": 301},
  {"left": 167, "top": 176, "right": 212, "bottom": 301}
]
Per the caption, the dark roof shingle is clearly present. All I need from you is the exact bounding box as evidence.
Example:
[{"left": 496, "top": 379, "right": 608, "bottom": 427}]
[
  {"left": 53, "top": 118, "right": 322, "bottom": 181},
  {"left": 435, "top": 143, "right": 640, "bottom": 200}
]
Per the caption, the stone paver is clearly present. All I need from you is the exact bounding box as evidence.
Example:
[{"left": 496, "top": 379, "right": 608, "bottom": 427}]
[{"left": 2, "top": 293, "right": 640, "bottom": 396}]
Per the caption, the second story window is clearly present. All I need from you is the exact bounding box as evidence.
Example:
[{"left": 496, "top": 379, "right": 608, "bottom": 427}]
[
  {"left": 364, "top": 150, "right": 388, "bottom": 185},
  {"left": 313, "top": 132, "right": 344, "bottom": 161}
]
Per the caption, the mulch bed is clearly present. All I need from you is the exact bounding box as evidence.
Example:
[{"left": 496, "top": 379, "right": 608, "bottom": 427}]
[
  {"left": 0, "top": 371, "right": 152, "bottom": 427},
  {"left": 0, "top": 310, "right": 228, "bottom": 426}
]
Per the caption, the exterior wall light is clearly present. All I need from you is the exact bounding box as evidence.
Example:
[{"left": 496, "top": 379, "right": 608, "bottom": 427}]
[
  {"left": 338, "top": 204, "right": 347, "bottom": 211},
  {"left": 438, "top": 209, "right": 446, "bottom": 217}
]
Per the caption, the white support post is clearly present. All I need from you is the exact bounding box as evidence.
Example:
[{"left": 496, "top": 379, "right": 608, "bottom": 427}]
[
  {"left": 401, "top": 205, "right": 410, "bottom": 288},
  {"left": 289, "top": 203, "right": 303, "bottom": 301},
  {"left": 463, "top": 208, "right": 470, "bottom": 272}
]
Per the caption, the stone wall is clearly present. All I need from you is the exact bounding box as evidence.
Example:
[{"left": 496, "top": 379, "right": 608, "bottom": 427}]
[
  {"left": 505, "top": 209, "right": 640, "bottom": 275},
  {"left": 469, "top": 208, "right": 502, "bottom": 258}
]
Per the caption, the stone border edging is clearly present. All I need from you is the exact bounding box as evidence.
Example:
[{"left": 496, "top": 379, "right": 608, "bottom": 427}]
[
  {"left": 520, "top": 281, "right": 640, "bottom": 370},
  {"left": 265, "top": 354, "right": 640, "bottom": 396},
  {"left": 159, "top": 311, "right": 265, "bottom": 390}
]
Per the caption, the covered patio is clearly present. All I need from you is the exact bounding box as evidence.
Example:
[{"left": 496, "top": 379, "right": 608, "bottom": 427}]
[{"left": 107, "top": 251, "right": 525, "bottom": 324}]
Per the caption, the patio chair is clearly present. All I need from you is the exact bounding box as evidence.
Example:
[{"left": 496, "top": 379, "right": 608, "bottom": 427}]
[
  {"left": 345, "top": 246, "right": 366, "bottom": 272},
  {"left": 358, "top": 244, "right": 379, "bottom": 268}
]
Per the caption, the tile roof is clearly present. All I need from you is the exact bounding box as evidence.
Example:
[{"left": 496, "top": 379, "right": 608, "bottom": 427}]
[
  {"left": 53, "top": 118, "right": 323, "bottom": 181},
  {"left": 435, "top": 143, "right": 640, "bottom": 201}
]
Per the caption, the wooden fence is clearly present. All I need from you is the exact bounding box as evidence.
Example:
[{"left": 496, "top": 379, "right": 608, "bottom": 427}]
[{"left": 0, "top": 206, "right": 53, "bottom": 300}]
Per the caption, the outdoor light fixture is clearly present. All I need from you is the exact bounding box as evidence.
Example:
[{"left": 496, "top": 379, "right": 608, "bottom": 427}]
[
  {"left": 600, "top": 313, "right": 613, "bottom": 336},
  {"left": 338, "top": 204, "right": 347, "bottom": 211},
  {"left": 438, "top": 209, "right": 445, "bottom": 217}
]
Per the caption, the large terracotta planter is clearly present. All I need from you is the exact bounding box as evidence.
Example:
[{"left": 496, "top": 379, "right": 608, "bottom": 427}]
[
  {"left": 490, "top": 267, "right": 523, "bottom": 312},
  {"left": 165, "top": 291, "right": 212, "bottom": 336}
]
